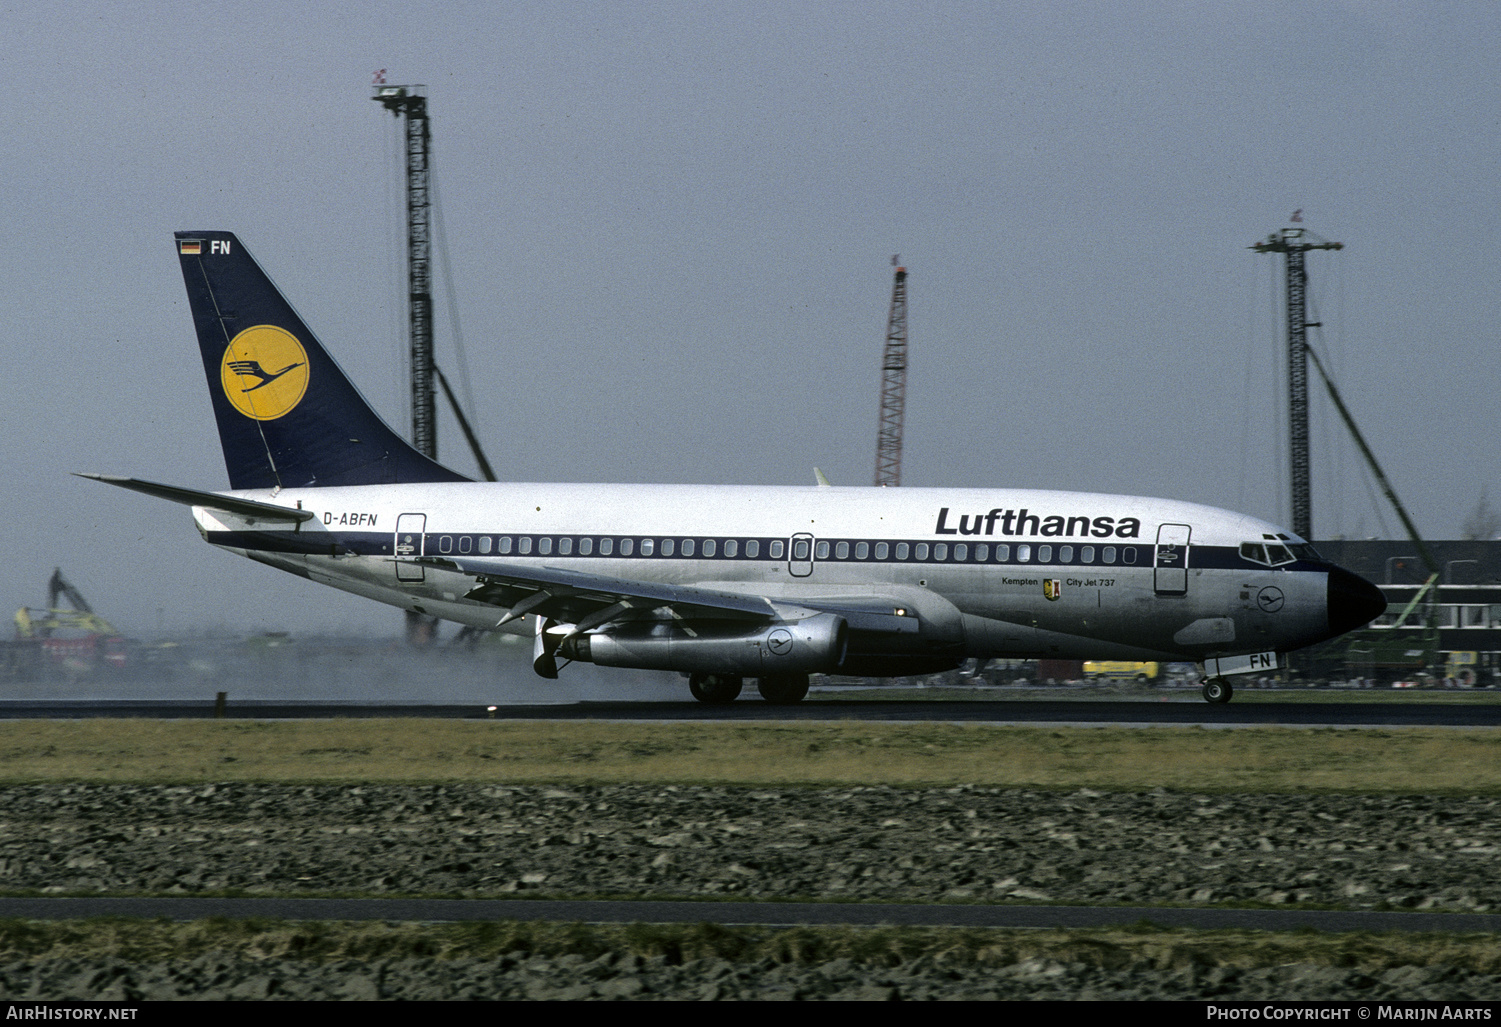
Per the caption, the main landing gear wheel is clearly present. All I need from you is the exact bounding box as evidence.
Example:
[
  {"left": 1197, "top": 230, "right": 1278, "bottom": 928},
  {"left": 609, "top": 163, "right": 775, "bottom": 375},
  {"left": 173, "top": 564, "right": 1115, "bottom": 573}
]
[
  {"left": 1201, "top": 678, "right": 1233, "bottom": 704},
  {"left": 757, "top": 673, "right": 810, "bottom": 705},
  {"left": 689, "top": 674, "right": 743, "bottom": 704}
]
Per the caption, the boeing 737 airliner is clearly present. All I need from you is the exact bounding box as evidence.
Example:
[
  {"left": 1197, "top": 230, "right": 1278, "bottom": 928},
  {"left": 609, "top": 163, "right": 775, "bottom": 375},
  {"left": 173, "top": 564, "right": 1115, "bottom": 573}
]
[{"left": 84, "top": 232, "right": 1386, "bottom": 704}]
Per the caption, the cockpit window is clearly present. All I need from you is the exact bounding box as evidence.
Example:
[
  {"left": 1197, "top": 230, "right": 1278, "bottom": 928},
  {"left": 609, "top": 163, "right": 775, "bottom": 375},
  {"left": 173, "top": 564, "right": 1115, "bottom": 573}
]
[
  {"left": 1290, "top": 543, "right": 1321, "bottom": 562},
  {"left": 1241, "top": 541, "right": 1299, "bottom": 568}
]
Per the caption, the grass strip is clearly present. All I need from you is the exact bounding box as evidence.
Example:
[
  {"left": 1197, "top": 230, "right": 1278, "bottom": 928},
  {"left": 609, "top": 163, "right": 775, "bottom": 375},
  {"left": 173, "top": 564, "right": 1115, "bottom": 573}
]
[{"left": 0, "top": 720, "right": 1497, "bottom": 792}]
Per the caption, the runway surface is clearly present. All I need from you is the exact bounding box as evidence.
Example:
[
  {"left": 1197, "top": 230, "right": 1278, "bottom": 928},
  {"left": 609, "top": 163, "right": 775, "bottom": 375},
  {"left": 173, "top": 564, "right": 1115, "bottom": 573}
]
[
  {"left": 0, "top": 696, "right": 1498, "bottom": 726},
  {"left": 1, "top": 897, "right": 1496, "bottom": 934}
]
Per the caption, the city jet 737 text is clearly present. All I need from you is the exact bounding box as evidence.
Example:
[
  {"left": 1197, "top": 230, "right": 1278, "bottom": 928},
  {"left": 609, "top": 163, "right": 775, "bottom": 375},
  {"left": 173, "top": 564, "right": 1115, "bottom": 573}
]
[{"left": 83, "top": 232, "right": 1387, "bottom": 704}]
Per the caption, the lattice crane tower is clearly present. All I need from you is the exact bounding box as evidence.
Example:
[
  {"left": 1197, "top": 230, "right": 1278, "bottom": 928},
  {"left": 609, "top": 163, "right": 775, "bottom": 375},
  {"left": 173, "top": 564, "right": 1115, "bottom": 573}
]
[
  {"left": 874, "top": 259, "right": 908, "bottom": 487},
  {"left": 1250, "top": 225, "right": 1343, "bottom": 540},
  {"left": 373, "top": 82, "right": 436, "bottom": 461}
]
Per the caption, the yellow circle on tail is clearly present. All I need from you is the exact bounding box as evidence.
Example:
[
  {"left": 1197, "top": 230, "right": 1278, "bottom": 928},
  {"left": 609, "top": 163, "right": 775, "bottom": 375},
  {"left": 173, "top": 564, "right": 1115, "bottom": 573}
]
[{"left": 220, "top": 326, "right": 310, "bottom": 420}]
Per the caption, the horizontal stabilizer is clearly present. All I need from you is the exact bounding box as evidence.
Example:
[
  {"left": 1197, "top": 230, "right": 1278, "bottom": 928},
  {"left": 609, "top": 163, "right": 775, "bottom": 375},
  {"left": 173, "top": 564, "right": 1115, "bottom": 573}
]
[{"left": 75, "top": 473, "right": 316, "bottom": 522}]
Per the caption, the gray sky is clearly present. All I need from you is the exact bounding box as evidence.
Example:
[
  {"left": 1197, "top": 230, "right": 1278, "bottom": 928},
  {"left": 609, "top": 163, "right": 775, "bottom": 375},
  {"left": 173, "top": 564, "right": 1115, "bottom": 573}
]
[{"left": 4, "top": 0, "right": 1498, "bottom": 637}]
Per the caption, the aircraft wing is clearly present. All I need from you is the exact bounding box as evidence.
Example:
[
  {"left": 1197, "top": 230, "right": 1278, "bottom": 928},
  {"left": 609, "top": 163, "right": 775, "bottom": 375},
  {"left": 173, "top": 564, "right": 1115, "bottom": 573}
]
[
  {"left": 430, "top": 555, "right": 779, "bottom": 630},
  {"left": 427, "top": 556, "right": 919, "bottom": 636}
]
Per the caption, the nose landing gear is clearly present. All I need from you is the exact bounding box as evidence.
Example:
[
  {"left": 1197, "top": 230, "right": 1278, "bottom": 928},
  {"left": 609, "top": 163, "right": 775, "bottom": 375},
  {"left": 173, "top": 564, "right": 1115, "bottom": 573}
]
[{"left": 1201, "top": 677, "right": 1233, "bottom": 704}]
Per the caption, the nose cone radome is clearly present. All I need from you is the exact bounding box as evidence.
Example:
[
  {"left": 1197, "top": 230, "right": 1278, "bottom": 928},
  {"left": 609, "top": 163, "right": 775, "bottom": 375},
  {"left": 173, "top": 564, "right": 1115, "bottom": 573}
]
[{"left": 1327, "top": 565, "right": 1387, "bottom": 636}]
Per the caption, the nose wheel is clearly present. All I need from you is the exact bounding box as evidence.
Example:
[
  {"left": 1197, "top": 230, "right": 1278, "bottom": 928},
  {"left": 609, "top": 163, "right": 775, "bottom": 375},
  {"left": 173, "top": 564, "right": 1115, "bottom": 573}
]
[{"left": 1201, "top": 677, "right": 1233, "bottom": 704}]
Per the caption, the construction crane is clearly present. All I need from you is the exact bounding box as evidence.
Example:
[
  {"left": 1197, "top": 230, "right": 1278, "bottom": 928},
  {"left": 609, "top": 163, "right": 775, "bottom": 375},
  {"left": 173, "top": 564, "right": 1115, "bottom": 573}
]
[
  {"left": 14, "top": 569, "right": 121, "bottom": 640},
  {"left": 373, "top": 82, "right": 437, "bottom": 462},
  {"left": 374, "top": 78, "right": 500, "bottom": 643},
  {"left": 373, "top": 80, "right": 497, "bottom": 482},
  {"left": 1249, "top": 225, "right": 1344, "bottom": 539},
  {"left": 874, "top": 259, "right": 908, "bottom": 487}
]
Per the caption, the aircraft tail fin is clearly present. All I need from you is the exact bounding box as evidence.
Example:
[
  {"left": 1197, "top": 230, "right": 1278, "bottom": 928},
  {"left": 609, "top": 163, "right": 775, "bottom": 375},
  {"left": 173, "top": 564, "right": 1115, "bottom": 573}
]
[{"left": 174, "top": 231, "right": 470, "bottom": 490}]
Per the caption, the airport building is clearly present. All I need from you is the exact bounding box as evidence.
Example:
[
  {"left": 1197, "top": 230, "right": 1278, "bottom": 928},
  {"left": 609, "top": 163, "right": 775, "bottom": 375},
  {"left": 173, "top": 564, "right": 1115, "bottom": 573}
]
[{"left": 1314, "top": 539, "right": 1501, "bottom": 685}]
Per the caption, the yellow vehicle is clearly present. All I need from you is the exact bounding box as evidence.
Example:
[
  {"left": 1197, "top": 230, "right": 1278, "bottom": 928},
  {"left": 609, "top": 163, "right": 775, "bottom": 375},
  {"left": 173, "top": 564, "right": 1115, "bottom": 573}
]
[{"left": 1083, "top": 661, "right": 1161, "bottom": 683}]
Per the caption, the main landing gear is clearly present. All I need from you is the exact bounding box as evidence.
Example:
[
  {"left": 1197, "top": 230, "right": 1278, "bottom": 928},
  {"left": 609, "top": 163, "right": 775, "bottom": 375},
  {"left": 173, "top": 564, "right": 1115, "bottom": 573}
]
[
  {"left": 757, "top": 673, "right": 810, "bottom": 705},
  {"left": 1201, "top": 677, "right": 1233, "bottom": 704},
  {"left": 688, "top": 672, "right": 809, "bottom": 705},
  {"left": 688, "top": 674, "right": 742, "bottom": 704}
]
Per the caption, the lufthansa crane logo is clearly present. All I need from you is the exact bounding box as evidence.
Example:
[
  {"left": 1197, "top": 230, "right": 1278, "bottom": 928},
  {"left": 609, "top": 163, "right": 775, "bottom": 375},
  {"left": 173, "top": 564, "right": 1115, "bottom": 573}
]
[
  {"left": 766, "top": 628, "right": 794, "bottom": 656},
  {"left": 220, "top": 325, "right": 309, "bottom": 420}
]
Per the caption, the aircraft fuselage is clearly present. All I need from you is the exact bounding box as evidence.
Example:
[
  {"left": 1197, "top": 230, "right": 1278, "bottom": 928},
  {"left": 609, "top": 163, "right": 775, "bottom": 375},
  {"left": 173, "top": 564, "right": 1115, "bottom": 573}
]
[{"left": 195, "top": 480, "right": 1363, "bottom": 673}]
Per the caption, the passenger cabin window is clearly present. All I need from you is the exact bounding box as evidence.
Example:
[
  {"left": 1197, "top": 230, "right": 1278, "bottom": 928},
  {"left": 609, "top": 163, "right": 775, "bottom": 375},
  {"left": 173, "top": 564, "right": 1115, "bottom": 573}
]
[
  {"left": 579, "top": 538, "right": 593, "bottom": 555},
  {"left": 895, "top": 543, "right": 909, "bottom": 560},
  {"left": 702, "top": 539, "right": 715, "bottom": 557},
  {"left": 996, "top": 545, "right": 1010, "bottom": 561},
  {"left": 770, "top": 540, "right": 785, "bottom": 559},
  {"left": 1081, "top": 545, "right": 1094, "bottom": 562},
  {"left": 599, "top": 538, "right": 613, "bottom": 555},
  {"left": 539, "top": 537, "right": 553, "bottom": 555},
  {"left": 1017, "top": 544, "right": 1032, "bottom": 562},
  {"left": 975, "top": 544, "right": 988, "bottom": 561},
  {"left": 478, "top": 536, "right": 492, "bottom": 555},
  {"left": 558, "top": 537, "right": 572, "bottom": 555},
  {"left": 1059, "top": 545, "right": 1073, "bottom": 562},
  {"left": 954, "top": 544, "right": 967, "bottom": 561},
  {"left": 746, "top": 540, "right": 759, "bottom": 558},
  {"left": 933, "top": 543, "right": 947, "bottom": 561},
  {"left": 519, "top": 537, "right": 533, "bottom": 555},
  {"left": 661, "top": 539, "right": 675, "bottom": 557},
  {"left": 640, "top": 539, "right": 654, "bottom": 556},
  {"left": 875, "top": 542, "right": 889, "bottom": 559},
  {"left": 915, "top": 543, "right": 930, "bottom": 560},
  {"left": 815, "top": 541, "right": 829, "bottom": 559},
  {"left": 1038, "top": 545, "right": 1052, "bottom": 563},
  {"left": 1102, "top": 546, "right": 1115, "bottom": 564},
  {"left": 835, "top": 541, "right": 849, "bottom": 559},
  {"left": 724, "top": 539, "right": 738, "bottom": 558},
  {"left": 499, "top": 536, "right": 513, "bottom": 555},
  {"left": 681, "top": 539, "right": 694, "bottom": 557},
  {"left": 620, "top": 538, "right": 634, "bottom": 556},
  {"left": 855, "top": 542, "right": 868, "bottom": 560}
]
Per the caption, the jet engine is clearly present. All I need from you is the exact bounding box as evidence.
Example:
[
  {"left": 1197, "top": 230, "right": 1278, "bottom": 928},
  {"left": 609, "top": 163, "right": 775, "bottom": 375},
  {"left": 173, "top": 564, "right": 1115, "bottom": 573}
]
[{"left": 559, "top": 612, "right": 847, "bottom": 675}]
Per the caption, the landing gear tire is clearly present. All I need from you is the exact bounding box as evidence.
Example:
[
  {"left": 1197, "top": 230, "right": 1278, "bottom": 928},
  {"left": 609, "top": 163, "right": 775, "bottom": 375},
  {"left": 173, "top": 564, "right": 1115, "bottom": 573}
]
[
  {"left": 1201, "top": 677, "right": 1233, "bottom": 704},
  {"left": 757, "top": 673, "right": 810, "bottom": 705},
  {"left": 689, "top": 674, "right": 743, "bottom": 704}
]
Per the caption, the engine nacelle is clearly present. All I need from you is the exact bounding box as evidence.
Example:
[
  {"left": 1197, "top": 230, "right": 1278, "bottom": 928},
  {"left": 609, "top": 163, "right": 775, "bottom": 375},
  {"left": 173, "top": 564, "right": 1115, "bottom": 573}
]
[{"left": 561, "top": 613, "right": 847, "bottom": 675}]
